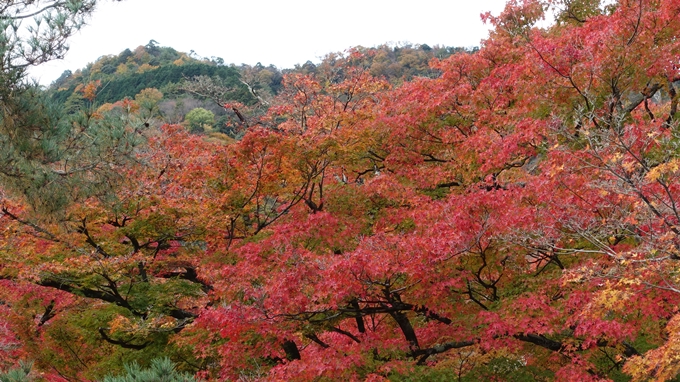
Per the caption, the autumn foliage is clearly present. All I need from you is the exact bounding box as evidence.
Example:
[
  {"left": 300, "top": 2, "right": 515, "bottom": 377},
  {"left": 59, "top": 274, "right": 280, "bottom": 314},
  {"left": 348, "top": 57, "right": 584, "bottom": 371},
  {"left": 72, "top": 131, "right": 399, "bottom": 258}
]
[{"left": 2, "top": 0, "right": 680, "bottom": 380}]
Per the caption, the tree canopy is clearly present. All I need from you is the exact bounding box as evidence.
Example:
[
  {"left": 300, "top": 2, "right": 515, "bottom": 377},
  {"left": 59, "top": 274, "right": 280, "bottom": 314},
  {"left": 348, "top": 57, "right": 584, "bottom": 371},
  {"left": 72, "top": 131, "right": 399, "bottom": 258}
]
[{"left": 2, "top": 0, "right": 680, "bottom": 380}]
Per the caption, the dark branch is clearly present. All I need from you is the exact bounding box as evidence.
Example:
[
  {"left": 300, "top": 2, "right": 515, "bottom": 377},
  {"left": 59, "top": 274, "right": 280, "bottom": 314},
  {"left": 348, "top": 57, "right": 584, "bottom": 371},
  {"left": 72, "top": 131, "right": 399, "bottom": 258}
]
[
  {"left": 1, "top": 206, "right": 59, "bottom": 242},
  {"left": 75, "top": 218, "right": 110, "bottom": 258},
  {"left": 304, "top": 333, "right": 330, "bottom": 348},
  {"left": 413, "top": 340, "right": 477, "bottom": 365},
  {"left": 159, "top": 266, "right": 213, "bottom": 292},
  {"left": 98, "top": 327, "right": 149, "bottom": 350},
  {"left": 330, "top": 326, "right": 361, "bottom": 344},
  {"left": 282, "top": 339, "right": 301, "bottom": 361},
  {"left": 514, "top": 333, "right": 640, "bottom": 358},
  {"left": 513, "top": 333, "right": 562, "bottom": 352},
  {"left": 38, "top": 299, "right": 56, "bottom": 327},
  {"left": 350, "top": 299, "right": 366, "bottom": 333}
]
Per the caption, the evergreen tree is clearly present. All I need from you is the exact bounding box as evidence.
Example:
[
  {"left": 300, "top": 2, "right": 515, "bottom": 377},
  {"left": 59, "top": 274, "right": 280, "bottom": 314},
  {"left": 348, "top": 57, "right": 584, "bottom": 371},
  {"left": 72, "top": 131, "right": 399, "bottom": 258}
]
[
  {"left": 101, "top": 358, "right": 195, "bottom": 382},
  {"left": 0, "top": 362, "right": 32, "bottom": 382}
]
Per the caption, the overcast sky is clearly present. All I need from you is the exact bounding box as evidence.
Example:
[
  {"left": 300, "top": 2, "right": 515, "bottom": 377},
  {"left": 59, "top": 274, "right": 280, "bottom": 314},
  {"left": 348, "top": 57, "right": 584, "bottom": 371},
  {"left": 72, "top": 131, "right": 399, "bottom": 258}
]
[{"left": 27, "top": 0, "right": 508, "bottom": 85}]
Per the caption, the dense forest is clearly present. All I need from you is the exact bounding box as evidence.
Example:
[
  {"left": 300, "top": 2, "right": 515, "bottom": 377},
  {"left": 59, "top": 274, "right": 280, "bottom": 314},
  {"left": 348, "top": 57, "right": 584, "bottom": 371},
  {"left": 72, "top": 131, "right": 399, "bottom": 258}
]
[
  {"left": 1, "top": 0, "right": 680, "bottom": 381},
  {"left": 44, "top": 40, "right": 472, "bottom": 142}
]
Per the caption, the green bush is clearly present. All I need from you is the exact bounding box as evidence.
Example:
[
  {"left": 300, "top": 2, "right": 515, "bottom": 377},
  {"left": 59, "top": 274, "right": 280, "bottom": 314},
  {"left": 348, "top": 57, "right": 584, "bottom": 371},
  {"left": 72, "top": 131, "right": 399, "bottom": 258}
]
[
  {"left": 101, "top": 358, "right": 195, "bottom": 382},
  {"left": 0, "top": 361, "right": 33, "bottom": 382}
]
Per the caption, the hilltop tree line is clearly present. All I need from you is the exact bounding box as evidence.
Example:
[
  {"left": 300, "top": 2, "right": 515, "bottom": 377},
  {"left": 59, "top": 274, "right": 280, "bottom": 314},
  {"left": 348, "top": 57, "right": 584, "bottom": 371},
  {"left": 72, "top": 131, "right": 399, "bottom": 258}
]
[
  {"left": 47, "top": 41, "right": 473, "bottom": 141},
  {"left": 48, "top": 41, "right": 474, "bottom": 122}
]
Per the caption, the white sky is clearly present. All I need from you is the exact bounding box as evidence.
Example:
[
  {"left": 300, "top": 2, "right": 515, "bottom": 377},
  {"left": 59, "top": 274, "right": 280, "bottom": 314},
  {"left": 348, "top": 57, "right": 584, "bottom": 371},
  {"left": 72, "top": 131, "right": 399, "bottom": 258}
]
[{"left": 27, "top": 0, "right": 508, "bottom": 85}]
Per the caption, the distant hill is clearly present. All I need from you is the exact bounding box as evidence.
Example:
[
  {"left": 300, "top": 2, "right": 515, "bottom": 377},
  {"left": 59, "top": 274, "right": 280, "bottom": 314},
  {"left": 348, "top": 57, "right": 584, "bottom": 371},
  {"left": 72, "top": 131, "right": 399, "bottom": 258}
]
[
  {"left": 49, "top": 40, "right": 255, "bottom": 106},
  {"left": 284, "top": 43, "right": 476, "bottom": 83},
  {"left": 46, "top": 41, "right": 474, "bottom": 136},
  {"left": 49, "top": 41, "right": 473, "bottom": 102}
]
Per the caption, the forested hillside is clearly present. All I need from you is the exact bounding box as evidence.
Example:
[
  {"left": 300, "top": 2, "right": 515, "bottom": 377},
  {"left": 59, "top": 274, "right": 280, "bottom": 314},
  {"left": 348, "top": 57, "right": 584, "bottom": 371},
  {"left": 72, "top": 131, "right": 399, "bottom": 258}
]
[
  {"left": 47, "top": 41, "right": 471, "bottom": 139},
  {"left": 2, "top": 0, "right": 680, "bottom": 381},
  {"left": 49, "top": 41, "right": 469, "bottom": 102},
  {"left": 50, "top": 42, "right": 250, "bottom": 103}
]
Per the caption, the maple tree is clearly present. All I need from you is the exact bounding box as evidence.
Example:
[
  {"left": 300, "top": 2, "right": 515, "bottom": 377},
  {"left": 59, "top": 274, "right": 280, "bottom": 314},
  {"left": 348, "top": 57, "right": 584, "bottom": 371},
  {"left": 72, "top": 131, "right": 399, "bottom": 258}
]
[
  {"left": 181, "top": 0, "right": 680, "bottom": 379},
  {"left": 2, "top": 0, "right": 680, "bottom": 380}
]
